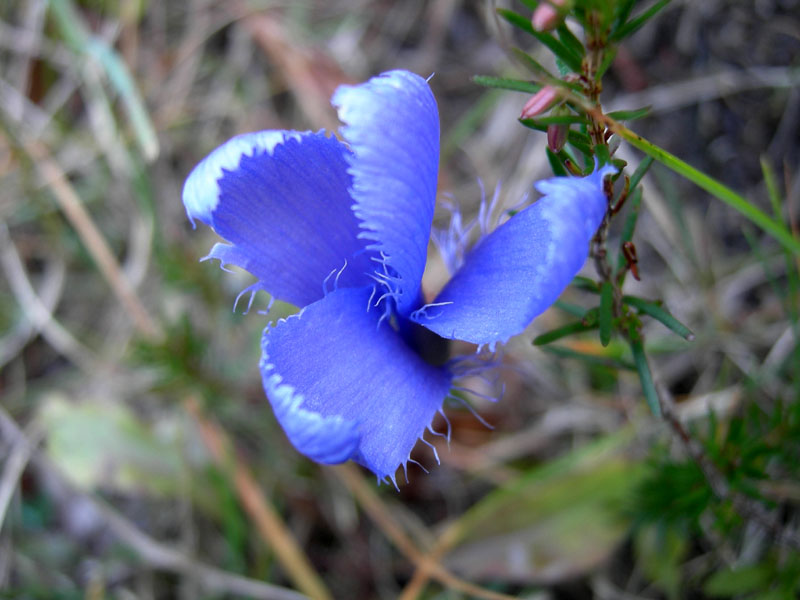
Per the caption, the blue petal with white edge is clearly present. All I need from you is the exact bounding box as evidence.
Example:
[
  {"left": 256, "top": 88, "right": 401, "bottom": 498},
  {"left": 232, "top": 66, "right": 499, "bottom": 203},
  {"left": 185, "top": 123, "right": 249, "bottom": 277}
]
[
  {"left": 332, "top": 70, "right": 440, "bottom": 317},
  {"left": 260, "top": 286, "right": 452, "bottom": 480},
  {"left": 182, "top": 130, "right": 376, "bottom": 309},
  {"left": 413, "top": 166, "right": 616, "bottom": 347}
]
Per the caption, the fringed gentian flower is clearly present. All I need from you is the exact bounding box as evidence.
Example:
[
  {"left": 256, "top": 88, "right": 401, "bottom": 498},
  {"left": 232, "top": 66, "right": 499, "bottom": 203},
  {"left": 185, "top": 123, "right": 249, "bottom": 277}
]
[{"left": 183, "top": 70, "right": 615, "bottom": 484}]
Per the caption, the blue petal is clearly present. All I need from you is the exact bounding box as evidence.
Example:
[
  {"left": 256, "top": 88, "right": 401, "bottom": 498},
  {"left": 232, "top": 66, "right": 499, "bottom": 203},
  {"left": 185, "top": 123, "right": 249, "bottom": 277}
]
[
  {"left": 332, "top": 70, "right": 440, "bottom": 316},
  {"left": 182, "top": 130, "right": 376, "bottom": 309},
  {"left": 260, "top": 286, "right": 452, "bottom": 480},
  {"left": 413, "top": 166, "right": 616, "bottom": 347}
]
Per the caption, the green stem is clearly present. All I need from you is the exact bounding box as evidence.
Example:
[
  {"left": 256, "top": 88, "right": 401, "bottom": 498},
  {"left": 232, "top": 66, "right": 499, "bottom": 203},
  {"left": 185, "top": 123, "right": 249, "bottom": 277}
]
[{"left": 581, "top": 104, "right": 800, "bottom": 255}]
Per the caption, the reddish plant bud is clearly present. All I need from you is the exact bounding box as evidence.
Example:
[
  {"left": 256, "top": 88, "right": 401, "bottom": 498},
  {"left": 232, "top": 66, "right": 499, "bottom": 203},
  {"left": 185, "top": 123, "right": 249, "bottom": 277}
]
[
  {"left": 532, "top": 4, "right": 558, "bottom": 32},
  {"left": 622, "top": 241, "right": 640, "bottom": 281},
  {"left": 520, "top": 85, "right": 559, "bottom": 120},
  {"left": 532, "top": 0, "right": 567, "bottom": 32},
  {"left": 547, "top": 123, "right": 567, "bottom": 152}
]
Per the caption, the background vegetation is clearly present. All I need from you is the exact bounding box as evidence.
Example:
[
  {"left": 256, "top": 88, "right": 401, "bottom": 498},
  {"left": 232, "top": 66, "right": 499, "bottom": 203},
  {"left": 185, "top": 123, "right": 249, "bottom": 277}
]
[{"left": 1, "top": 0, "right": 798, "bottom": 598}]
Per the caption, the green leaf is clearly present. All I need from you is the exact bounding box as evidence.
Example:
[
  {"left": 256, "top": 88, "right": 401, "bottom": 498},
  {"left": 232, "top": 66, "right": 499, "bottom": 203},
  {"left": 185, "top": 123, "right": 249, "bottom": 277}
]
[
  {"left": 594, "top": 0, "right": 616, "bottom": 30},
  {"left": 496, "top": 7, "right": 538, "bottom": 34},
  {"left": 629, "top": 334, "right": 662, "bottom": 416},
  {"left": 497, "top": 9, "right": 583, "bottom": 72},
  {"left": 634, "top": 524, "right": 689, "bottom": 600},
  {"left": 572, "top": 275, "right": 600, "bottom": 293},
  {"left": 758, "top": 157, "right": 800, "bottom": 379},
  {"left": 509, "top": 48, "right": 586, "bottom": 92},
  {"left": 510, "top": 47, "right": 557, "bottom": 80},
  {"left": 546, "top": 147, "right": 569, "bottom": 176},
  {"left": 611, "top": 157, "right": 628, "bottom": 172},
  {"left": 607, "top": 106, "right": 652, "bottom": 121},
  {"left": 567, "top": 130, "right": 593, "bottom": 156},
  {"left": 541, "top": 344, "right": 636, "bottom": 370},
  {"left": 595, "top": 143, "right": 612, "bottom": 166},
  {"left": 760, "top": 155, "right": 783, "bottom": 221},
  {"left": 569, "top": 128, "right": 592, "bottom": 144},
  {"left": 623, "top": 295, "right": 695, "bottom": 341},
  {"left": 534, "top": 320, "right": 598, "bottom": 346},
  {"left": 596, "top": 44, "right": 618, "bottom": 81},
  {"left": 446, "top": 432, "right": 643, "bottom": 583},
  {"left": 48, "top": 0, "right": 159, "bottom": 161},
  {"left": 596, "top": 113, "right": 800, "bottom": 255},
  {"left": 554, "top": 299, "right": 588, "bottom": 318},
  {"left": 520, "top": 119, "right": 547, "bottom": 133},
  {"left": 472, "top": 75, "right": 542, "bottom": 94},
  {"left": 39, "top": 394, "right": 186, "bottom": 495},
  {"left": 522, "top": 114, "right": 590, "bottom": 126},
  {"left": 610, "top": 0, "right": 672, "bottom": 42},
  {"left": 634, "top": 456, "right": 711, "bottom": 524},
  {"left": 47, "top": 0, "right": 86, "bottom": 49},
  {"left": 532, "top": 30, "right": 584, "bottom": 73},
  {"left": 703, "top": 564, "right": 774, "bottom": 597},
  {"left": 557, "top": 23, "right": 585, "bottom": 59},
  {"left": 599, "top": 282, "right": 614, "bottom": 346},
  {"left": 611, "top": 0, "right": 638, "bottom": 36},
  {"left": 555, "top": 56, "right": 573, "bottom": 77},
  {"left": 629, "top": 155, "right": 655, "bottom": 191}
]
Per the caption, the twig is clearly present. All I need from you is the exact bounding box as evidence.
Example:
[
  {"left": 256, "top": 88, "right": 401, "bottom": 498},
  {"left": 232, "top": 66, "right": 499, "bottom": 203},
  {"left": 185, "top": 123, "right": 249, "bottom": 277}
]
[
  {"left": 334, "top": 463, "right": 518, "bottom": 600},
  {"left": 184, "top": 397, "right": 334, "bottom": 600},
  {"left": 0, "top": 406, "right": 307, "bottom": 600},
  {"left": 397, "top": 522, "right": 463, "bottom": 600}
]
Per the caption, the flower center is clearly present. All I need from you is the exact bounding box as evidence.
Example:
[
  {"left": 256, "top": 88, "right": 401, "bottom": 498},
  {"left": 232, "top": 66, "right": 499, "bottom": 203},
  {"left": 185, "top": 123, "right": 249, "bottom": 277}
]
[{"left": 401, "top": 318, "right": 451, "bottom": 367}]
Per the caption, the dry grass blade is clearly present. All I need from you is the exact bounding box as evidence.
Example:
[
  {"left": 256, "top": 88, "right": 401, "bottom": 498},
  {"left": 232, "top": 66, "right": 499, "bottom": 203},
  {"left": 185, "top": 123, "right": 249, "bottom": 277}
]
[
  {"left": 0, "top": 222, "right": 98, "bottom": 372},
  {"left": 185, "top": 397, "right": 333, "bottom": 600},
  {"left": 0, "top": 406, "right": 309, "bottom": 600},
  {"left": 24, "top": 141, "right": 161, "bottom": 340},
  {"left": 398, "top": 523, "right": 463, "bottom": 600},
  {"left": 334, "top": 463, "right": 518, "bottom": 600},
  {"left": 239, "top": 9, "right": 351, "bottom": 130}
]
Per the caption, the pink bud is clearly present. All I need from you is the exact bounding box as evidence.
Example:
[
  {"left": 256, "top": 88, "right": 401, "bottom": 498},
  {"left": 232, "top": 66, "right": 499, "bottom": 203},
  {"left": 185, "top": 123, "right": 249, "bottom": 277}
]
[
  {"left": 532, "top": 0, "right": 567, "bottom": 32},
  {"left": 520, "top": 86, "right": 559, "bottom": 120},
  {"left": 547, "top": 123, "right": 567, "bottom": 152}
]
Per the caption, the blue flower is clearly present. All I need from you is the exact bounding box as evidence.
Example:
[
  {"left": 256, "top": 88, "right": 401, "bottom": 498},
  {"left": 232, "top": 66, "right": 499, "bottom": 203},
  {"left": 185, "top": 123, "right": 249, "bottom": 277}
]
[{"left": 182, "top": 70, "right": 615, "bottom": 483}]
